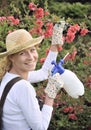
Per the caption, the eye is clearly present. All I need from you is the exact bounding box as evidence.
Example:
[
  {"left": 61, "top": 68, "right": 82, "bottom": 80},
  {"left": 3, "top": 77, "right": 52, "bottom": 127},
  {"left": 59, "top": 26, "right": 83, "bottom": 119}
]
[
  {"left": 18, "top": 51, "right": 25, "bottom": 55},
  {"left": 31, "top": 47, "right": 36, "bottom": 52}
]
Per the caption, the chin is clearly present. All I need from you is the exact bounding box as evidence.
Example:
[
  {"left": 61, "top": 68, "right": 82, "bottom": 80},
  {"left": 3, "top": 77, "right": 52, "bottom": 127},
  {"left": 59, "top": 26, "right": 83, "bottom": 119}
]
[
  {"left": 30, "top": 66, "right": 36, "bottom": 71},
  {"left": 25, "top": 63, "right": 36, "bottom": 71}
]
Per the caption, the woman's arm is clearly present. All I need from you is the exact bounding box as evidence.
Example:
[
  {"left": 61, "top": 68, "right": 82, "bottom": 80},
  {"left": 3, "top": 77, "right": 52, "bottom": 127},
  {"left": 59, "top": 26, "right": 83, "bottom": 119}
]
[
  {"left": 28, "top": 21, "right": 65, "bottom": 83},
  {"left": 15, "top": 80, "right": 54, "bottom": 130},
  {"left": 28, "top": 45, "right": 58, "bottom": 83}
]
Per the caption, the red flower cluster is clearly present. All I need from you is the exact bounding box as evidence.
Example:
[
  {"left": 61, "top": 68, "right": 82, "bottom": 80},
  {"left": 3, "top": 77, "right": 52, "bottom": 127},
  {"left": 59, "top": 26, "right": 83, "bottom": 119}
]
[
  {"left": 63, "top": 106, "right": 74, "bottom": 113},
  {"left": 28, "top": 2, "right": 53, "bottom": 38},
  {"left": 28, "top": 2, "right": 36, "bottom": 11},
  {"left": 80, "top": 28, "right": 89, "bottom": 36},
  {"left": 28, "top": 2, "right": 89, "bottom": 42},
  {"left": 63, "top": 105, "right": 84, "bottom": 121},
  {"left": 34, "top": 8, "right": 44, "bottom": 19},
  {"left": 0, "top": 16, "right": 20, "bottom": 25},
  {"left": 65, "top": 24, "right": 89, "bottom": 43},
  {"left": 63, "top": 106, "right": 78, "bottom": 120},
  {"left": 68, "top": 113, "right": 78, "bottom": 120},
  {"left": 44, "top": 22, "right": 53, "bottom": 38}
]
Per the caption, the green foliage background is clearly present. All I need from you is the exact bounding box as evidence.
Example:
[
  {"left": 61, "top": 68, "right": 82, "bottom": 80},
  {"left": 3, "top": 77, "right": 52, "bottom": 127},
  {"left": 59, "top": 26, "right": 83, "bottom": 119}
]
[{"left": 0, "top": 0, "right": 91, "bottom": 129}]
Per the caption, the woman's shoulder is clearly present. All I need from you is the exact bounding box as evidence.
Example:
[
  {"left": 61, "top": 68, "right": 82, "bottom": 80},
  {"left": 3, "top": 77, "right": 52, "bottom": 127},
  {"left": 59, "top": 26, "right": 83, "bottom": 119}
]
[
  {"left": 8, "top": 78, "right": 36, "bottom": 99},
  {"left": 13, "top": 78, "right": 33, "bottom": 90}
]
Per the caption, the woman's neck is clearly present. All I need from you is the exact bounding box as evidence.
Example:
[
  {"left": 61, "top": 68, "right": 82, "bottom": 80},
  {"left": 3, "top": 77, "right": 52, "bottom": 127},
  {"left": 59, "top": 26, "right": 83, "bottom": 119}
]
[{"left": 9, "top": 68, "right": 28, "bottom": 80}]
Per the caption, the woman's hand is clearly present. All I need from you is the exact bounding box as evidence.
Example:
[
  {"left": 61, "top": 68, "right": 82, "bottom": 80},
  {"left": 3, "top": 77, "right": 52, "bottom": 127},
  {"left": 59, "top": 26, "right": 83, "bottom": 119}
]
[
  {"left": 45, "top": 73, "right": 64, "bottom": 99},
  {"left": 52, "top": 21, "right": 65, "bottom": 46}
]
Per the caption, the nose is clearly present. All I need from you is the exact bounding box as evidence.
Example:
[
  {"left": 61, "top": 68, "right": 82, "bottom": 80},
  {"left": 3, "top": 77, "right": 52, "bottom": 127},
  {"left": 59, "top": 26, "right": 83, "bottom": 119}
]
[{"left": 27, "top": 52, "right": 34, "bottom": 60}]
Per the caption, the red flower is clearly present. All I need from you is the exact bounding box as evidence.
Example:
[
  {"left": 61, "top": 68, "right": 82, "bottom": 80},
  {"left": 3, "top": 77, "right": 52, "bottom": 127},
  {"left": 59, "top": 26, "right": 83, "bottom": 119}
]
[
  {"left": 28, "top": 2, "right": 36, "bottom": 11},
  {"left": 7, "top": 16, "right": 14, "bottom": 21},
  {"left": 73, "top": 24, "right": 80, "bottom": 31},
  {"left": 68, "top": 114, "right": 78, "bottom": 120},
  {"left": 0, "top": 16, "right": 6, "bottom": 21},
  {"left": 46, "top": 22, "right": 53, "bottom": 29},
  {"left": 36, "top": 27, "right": 43, "bottom": 35},
  {"left": 57, "top": 46, "right": 63, "bottom": 51},
  {"left": 36, "top": 19, "right": 44, "bottom": 27},
  {"left": 63, "top": 107, "right": 69, "bottom": 113},
  {"left": 29, "top": 28, "right": 37, "bottom": 35},
  {"left": 65, "top": 24, "right": 81, "bottom": 43},
  {"left": 63, "top": 106, "right": 74, "bottom": 113},
  {"left": 44, "top": 29, "right": 53, "bottom": 38},
  {"left": 34, "top": 8, "right": 44, "bottom": 19},
  {"left": 44, "top": 22, "right": 53, "bottom": 38},
  {"left": 68, "top": 106, "right": 74, "bottom": 113},
  {"left": 46, "top": 48, "right": 50, "bottom": 55},
  {"left": 65, "top": 32, "right": 75, "bottom": 43},
  {"left": 45, "top": 11, "right": 49, "bottom": 16},
  {"left": 12, "top": 18, "right": 20, "bottom": 25},
  {"left": 40, "top": 58, "right": 46, "bottom": 64},
  {"left": 80, "top": 28, "right": 89, "bottom": 36},
  {"left": 67, "top": 24, "right": 80, "bottom": 34},
  {"left": 29, "top": 27, "right": 43, "bottom": 36}
]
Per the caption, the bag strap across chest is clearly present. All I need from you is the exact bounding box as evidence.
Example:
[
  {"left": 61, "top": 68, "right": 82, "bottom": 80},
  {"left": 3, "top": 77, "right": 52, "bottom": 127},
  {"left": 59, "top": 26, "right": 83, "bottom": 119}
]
[
  {"left": 0, "top": 77, "right": 22, "bottom": 130},
  {"left": 0, "top": 77, "right": 22, "bottom": 109}
]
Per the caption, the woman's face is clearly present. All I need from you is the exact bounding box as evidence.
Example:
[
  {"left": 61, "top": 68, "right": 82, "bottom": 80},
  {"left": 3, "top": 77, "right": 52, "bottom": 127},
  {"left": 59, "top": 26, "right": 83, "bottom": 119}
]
[{"left": 9, "top": 46, "right": 38, "bottom": 74}]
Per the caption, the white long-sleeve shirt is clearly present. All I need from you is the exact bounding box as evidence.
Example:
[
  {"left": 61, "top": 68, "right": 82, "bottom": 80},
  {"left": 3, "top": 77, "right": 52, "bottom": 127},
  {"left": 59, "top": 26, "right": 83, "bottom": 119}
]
[{"left": 0, "top": 51, "right": 58, "bottom": 130}]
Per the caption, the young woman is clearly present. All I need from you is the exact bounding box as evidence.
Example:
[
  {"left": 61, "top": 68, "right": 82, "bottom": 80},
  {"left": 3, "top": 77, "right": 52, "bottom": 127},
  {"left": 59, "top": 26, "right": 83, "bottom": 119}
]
[{"left": 0, "top": 22, "right": 65, "bottom": 130}]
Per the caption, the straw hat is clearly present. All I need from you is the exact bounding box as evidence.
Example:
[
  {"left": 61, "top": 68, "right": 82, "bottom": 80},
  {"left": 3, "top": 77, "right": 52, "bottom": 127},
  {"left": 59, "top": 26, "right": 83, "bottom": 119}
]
[{"left": 0, "top": 29, "right": 44, "bottom": 58}]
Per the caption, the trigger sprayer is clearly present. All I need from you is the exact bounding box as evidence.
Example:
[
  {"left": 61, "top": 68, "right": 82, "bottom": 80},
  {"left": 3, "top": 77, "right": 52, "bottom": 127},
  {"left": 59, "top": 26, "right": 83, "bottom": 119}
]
[
  {"left": 51, "top": 52, "right": 85, "bottom": 98},
  {"left": 51, "top": 53, "right": 69, "bottom": 76}
]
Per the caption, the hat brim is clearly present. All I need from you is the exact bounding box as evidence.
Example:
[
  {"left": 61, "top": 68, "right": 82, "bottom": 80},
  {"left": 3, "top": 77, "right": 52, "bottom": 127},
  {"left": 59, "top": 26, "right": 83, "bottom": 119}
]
[{"left": 0, "top": 36, "right": 44, "bottom": 58}]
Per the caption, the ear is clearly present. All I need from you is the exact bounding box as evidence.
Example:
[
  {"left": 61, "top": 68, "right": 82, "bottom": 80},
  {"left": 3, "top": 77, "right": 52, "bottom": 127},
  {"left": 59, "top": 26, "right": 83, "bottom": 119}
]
[{"left": 8, "top": 55, "right": 14, "bottom": 62}]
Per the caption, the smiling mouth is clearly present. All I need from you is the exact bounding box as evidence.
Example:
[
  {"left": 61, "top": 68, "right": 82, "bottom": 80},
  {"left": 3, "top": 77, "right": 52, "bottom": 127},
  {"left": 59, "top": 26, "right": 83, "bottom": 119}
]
[
  {"left": 25, "top": 62, "right": 36, "bottom": 66},
  {"left": 25, "top": 62, "right": 34, "bottom": 65}
]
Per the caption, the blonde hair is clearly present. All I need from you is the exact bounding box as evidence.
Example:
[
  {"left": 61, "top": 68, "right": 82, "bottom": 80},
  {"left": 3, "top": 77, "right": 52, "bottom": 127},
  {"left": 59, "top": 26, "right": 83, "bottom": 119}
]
[{"left": 0, "top": 57, "right": 12, "bottom": 80}]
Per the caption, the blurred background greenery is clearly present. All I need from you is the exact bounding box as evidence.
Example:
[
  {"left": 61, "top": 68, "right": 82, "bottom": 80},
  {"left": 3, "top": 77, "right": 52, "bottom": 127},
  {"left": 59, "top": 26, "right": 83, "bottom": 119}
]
[{"left": 0, "top": 0, "right": 91, "bottom": 129}]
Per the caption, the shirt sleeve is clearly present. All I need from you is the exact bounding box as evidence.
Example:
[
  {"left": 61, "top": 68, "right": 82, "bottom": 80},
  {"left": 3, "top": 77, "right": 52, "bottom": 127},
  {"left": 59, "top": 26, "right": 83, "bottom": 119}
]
[
  {"left": 28, "top": 51, "right": 58, "bottom": 83},
  {"left": 14, "top": 80, "right": 53, "bottom": 130}
]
